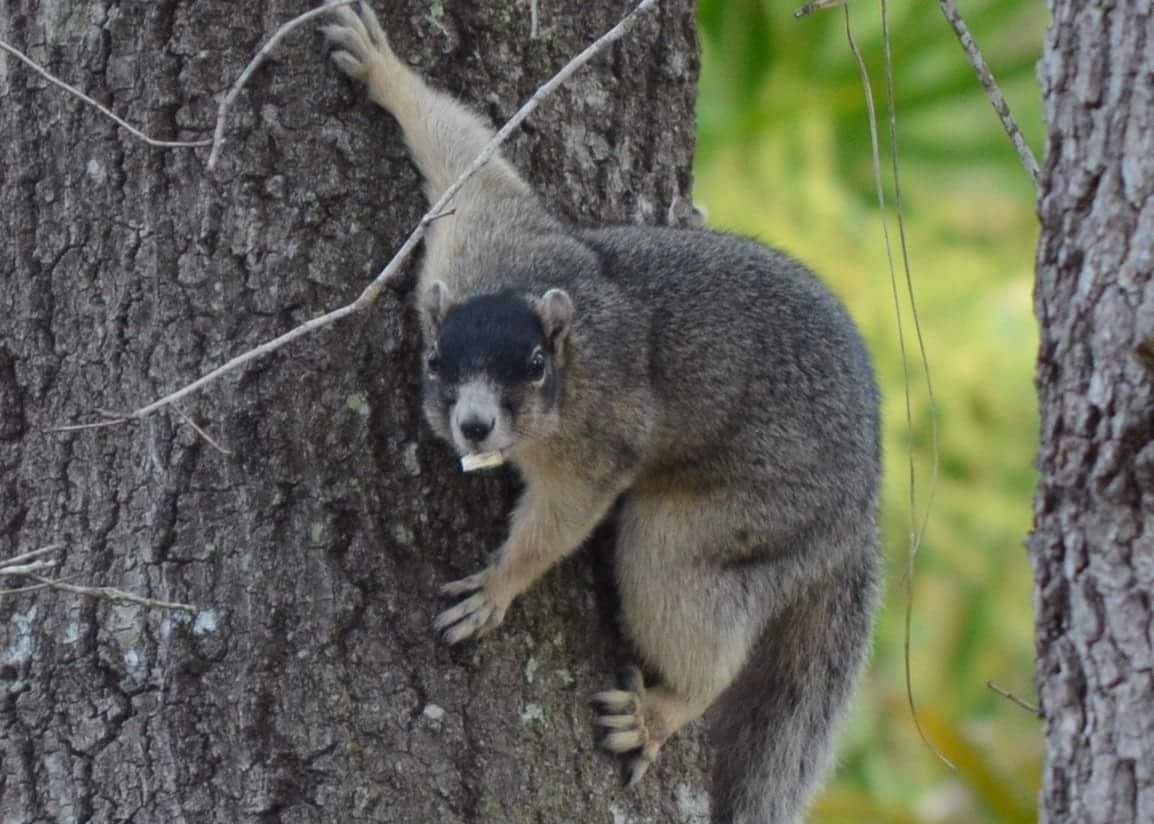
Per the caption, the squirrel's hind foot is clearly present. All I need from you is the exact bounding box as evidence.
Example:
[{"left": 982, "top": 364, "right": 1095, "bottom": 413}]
[{"left": 592, "top": 666, "right": 662, "bottom": 787}]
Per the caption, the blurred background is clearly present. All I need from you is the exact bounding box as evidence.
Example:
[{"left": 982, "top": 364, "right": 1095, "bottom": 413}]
[{"left": 693, "top": 1, "right": 1046, "bottom": 821}]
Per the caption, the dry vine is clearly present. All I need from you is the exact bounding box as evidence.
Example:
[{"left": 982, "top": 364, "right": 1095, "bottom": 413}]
[
  {"left": 5, "top": 0, "right": 662, "bottom": 612},
  {"left": 0, "top": 39, "right": 211, "bottom": 148},
  {"left": 937, "top": 0, "right": 1041, "bottom": 189},
  {"left": 15, "top": 0, "right": 660, "bottom": 430},
  {"left": 0, "top": 545, "right": 197, "bottom": 613},
  {"left": 207, "top": 0, "right": 357, "bottom": 170},
  {"left": 795, "top": 0, "right": 1042, "bottom": 769}
]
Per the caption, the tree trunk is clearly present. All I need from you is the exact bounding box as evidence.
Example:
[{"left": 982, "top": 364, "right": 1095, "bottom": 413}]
[
  {"left": 1033, "top": 2, "right": 1154, "bottom": 822},
  {"left": 0, "top": 2, "right": 703, "bottom": 822}
]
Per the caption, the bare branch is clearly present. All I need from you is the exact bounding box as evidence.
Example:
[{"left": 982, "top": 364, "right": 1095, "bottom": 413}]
[
  {"left": 172, "top": 404, "right": 234, "bottom": 456},
  {"left": 794, "top": 0, "right": 846, "bottom": 17},
  {"left": 937, "top": 0, "right": 1041, "bottom": 189},
  {"left": 29, "top": 575, "right": 198, "bottom": 614},
  {"left": 1, "top": 544, "right": 62, "bottom": 582},
  {"left": 1, "top": 545, "right": 196, "bottom": 612},
  {"left": 130, "top": 303, "right": 361, "bottom": 419},
  {"left": 0, "top": 560, "right": 58, "bottom": 576},
  {"left": 114, "top": 0, "right": 659, "bottom": 422},
  {"left": 3, "top": 3, "right": 356, "bottom": 164},
  {"left": 1, "top": 574, "right": 84, "bottom": 597},
  {"left": 207, "top": 0, "right": 357, "bottom": 170},
  {"left": 0, "top": 544, "right": 63, "bottom": 569},
  {"left": 426, "top": 207, "right": 458, "bottom": 223},
  {"left": 987, "top": 680, "right": 1042, "bottom": 717},
  {"left": 44, "top": 416, "right": 133, "bottom": 433},
  {"left": 0, "top": 39, "right": 212, "bottom": 148}
]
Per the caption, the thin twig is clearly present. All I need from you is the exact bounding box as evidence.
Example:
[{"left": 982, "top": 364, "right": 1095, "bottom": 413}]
[
  {"left": 0, "top": 574, "right": 84, "bottom": 597},
  {"left": 0, "top": 544, "right": 196, "bottom": 612},
  {"left": 172, "top": 404, "right": 234, "bottom": 456},
  {"left": 937, "top": 0, "right": 1040, "bottom": 189},
  {"left": 882, "top": 9, "right": 939, "bottom": 561},
  {"left": 130, "top": 303, "right": 361, "bottom": 419},
  {"left": 881, "top": 0, "right": 944, "bottom": 770},
  {"left": 0, "top": 560, "right": 58, "bottom": 576},
  {"left": 427, "top": 207, "right": 458, "bottom": 223},
  {"left": 0, "top": 544, "right": 63, "bottom": 569},
  {"left": 0, "top": 39, "right": 212, "bottom": 148},
  {"left": 29, "top": 575, "right": 197, "bottom": 614},
  {"left": 842, "top": 3, "right": 955, "bottom": 772},
  {"left": 44, "top": 417, "right": 133, "bottom": 433},
  {"left": 794, "top": 0, "right": 846, "bottom": 17},
  {"left": 118, "top": 0, "right": 659, "bottom": 421},
  {"left": 207, "top": 1, "right": 357, "bottom": 170},
  {"left": 987, "top": 681, "right": 1041, "bottom": 717}
]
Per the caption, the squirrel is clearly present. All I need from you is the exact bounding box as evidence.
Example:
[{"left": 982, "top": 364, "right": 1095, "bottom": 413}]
[{"left": 323, "top": 3, "right": 882, "bottom": 822}]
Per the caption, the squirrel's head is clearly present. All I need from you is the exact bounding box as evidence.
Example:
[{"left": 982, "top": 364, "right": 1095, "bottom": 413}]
[{"left": 418, "top": 281, "right": 574, "bottom": 459}]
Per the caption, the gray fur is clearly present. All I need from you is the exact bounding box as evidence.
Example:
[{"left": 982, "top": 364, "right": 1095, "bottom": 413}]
[
  {"left": 324, "top": 4, "right": 881, "bottom": 821},
  {"left": 419, "top": 280, "right": 456, "bottom": 339}
]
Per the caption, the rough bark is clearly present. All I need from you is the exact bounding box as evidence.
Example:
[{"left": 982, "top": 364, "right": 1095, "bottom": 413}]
[
  {"left": 0, "top": 2, "right": 704, "bottom": 822},
  {"left": 1033, "top": 2, "right": 1154, "bottom": 822}
]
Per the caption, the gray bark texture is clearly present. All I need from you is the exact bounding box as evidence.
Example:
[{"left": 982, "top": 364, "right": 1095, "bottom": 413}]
[
  {"left": 0, "top": 1, "right": 704, "bottom": 822},
  {"left": 1034, "top": 2, "right": 1154, "bottom": 822}
]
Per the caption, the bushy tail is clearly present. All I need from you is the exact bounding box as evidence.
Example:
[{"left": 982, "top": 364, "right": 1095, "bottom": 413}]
[{"left": 710, "top": 553, "right": 878, "bottom": 823}]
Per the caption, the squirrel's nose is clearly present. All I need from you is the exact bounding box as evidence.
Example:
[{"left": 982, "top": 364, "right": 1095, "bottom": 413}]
[{"left": 460, "top": 417, "right": 494, "bottom": 443}]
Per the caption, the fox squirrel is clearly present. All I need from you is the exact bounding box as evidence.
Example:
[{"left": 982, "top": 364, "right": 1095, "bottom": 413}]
[{"left": 323, "top": 3, "right": 882, "bottom": 821}]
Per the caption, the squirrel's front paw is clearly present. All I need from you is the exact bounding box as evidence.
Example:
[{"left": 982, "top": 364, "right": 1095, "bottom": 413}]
[
  {"left": 434, "top": 569, "right": 509, "bottom": 644},
  {"left": 322, "top": 1, "right": 389, "bottom": 81}
]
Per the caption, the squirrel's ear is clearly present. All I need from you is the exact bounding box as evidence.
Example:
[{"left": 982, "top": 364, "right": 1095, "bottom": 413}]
[
  {"left": 419, "top": 280, "right": 455, "bottom": 339},
  {"left": 535, "top": 288, "right": 574, "bottom": 358}
]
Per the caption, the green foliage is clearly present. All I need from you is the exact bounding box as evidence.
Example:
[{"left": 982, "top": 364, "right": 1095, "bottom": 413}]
[
  {"left": 694, "top": 1, "right": 1046, "bottom": 821},
  {"left": 697, "top": 0, "right": 1044, "bottom": 203}
]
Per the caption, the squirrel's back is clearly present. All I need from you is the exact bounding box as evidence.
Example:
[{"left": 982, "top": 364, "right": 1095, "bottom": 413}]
[{"left": 566, "top": 225, "right": 879, "bottom": 499}]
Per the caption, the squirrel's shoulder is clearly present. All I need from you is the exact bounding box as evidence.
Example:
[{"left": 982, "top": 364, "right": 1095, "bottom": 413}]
[{"left": 570, "top": 224, "right": 823, "bottom": 291}]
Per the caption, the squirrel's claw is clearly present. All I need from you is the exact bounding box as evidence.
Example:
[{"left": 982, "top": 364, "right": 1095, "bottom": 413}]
[
  {"left": 435, "top": 568, "right": 508, "bottom": 643},
  {"left": 440, "top": 571, "right": 487, "bottom": 597},
  {"left": 593, "top": 669, "right": 663, "bottom": 786},
  {"left": 624, "top": 755, "right": 652, "bottom": 788}
]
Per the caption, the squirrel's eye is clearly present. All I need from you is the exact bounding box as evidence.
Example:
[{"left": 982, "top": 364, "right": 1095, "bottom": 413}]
[
  {"left": 528, "top": 349, "right": 546, "bottom": 380},
  {"left": 427, "top": 350, "right": 441, "bottom": 375}
]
